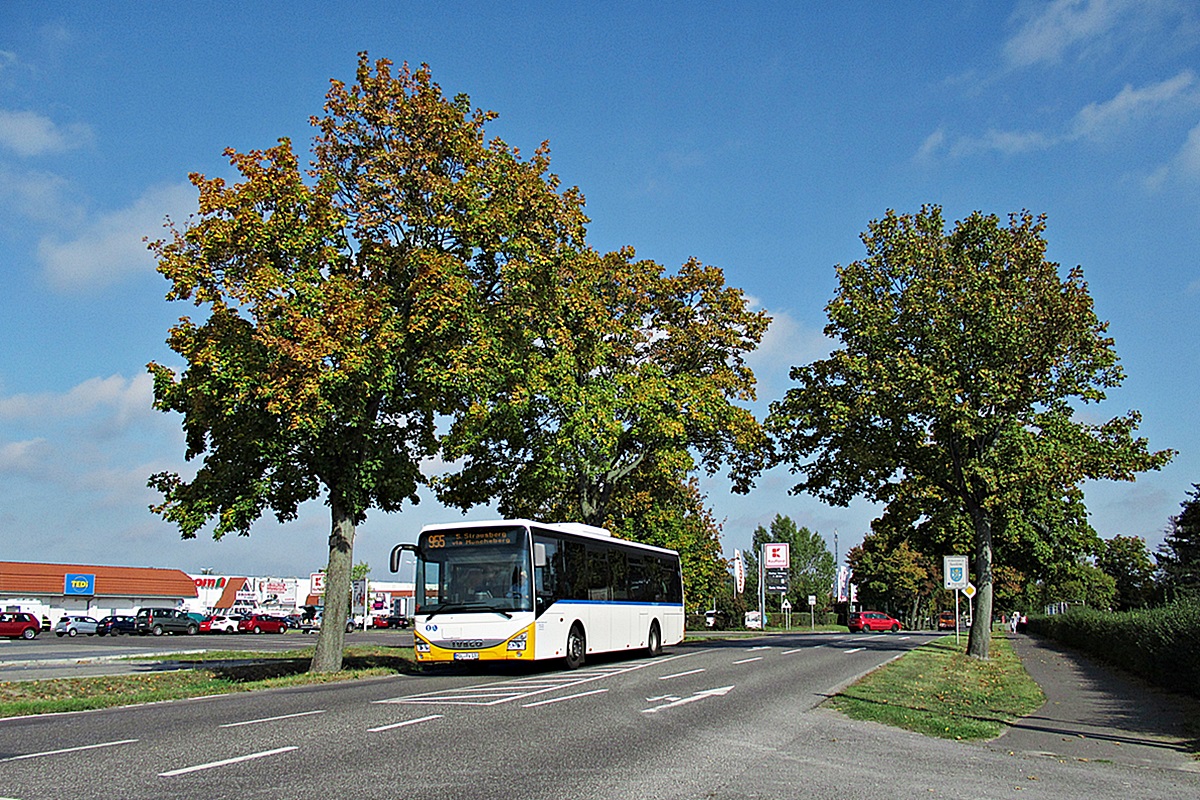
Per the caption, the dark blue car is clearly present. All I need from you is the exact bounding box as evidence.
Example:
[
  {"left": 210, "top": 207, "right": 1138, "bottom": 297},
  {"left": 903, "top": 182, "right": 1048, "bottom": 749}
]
[{"left": 97, "top": 615, "right": 138, "bottom": 636}]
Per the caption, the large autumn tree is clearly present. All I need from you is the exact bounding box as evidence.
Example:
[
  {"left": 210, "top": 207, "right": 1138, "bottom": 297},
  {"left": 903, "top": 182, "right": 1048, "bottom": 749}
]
[
  {"left": 433, "top": 243, "right": 768, "bottom": 577},
  {"left": 147, "top": 55, "right": 586, "bottom": 672},
  {"left": 766, "top": 206, "right": 1173, "bottom": 658}
]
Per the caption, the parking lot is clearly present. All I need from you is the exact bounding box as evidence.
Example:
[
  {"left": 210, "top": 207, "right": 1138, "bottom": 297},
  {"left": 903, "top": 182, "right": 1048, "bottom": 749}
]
[{"left": 0, "top": 627, "right": 414, "bottom": 681}]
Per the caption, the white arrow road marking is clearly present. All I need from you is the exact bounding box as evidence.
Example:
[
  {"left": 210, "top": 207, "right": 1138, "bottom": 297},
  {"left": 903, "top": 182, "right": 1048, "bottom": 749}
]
[
  {"left": 641, "top": 685, "right": 734, "bottom": 714},
  {"left": 159, "top": 746, "right": 298, "bottom": 777}
]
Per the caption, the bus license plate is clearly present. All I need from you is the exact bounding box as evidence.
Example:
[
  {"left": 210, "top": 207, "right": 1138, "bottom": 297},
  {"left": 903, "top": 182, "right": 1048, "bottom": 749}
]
[{"left": 454, "top": 652, "right": 479, "bottom": 661}]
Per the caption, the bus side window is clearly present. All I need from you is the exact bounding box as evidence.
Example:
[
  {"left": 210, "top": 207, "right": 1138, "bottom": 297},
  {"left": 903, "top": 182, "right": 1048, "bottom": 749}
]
[
  {"left": 586, "top": 547, "right": 609, "bottom": 601},
  {"left": 609, "top": 550, "right": 629, "bottom": 600},
  {"left": 628, "top": 557, "right": 647, "bottom": 602},
  {"left": 564, "top": 540, "right": 588, "bottom": 600}
]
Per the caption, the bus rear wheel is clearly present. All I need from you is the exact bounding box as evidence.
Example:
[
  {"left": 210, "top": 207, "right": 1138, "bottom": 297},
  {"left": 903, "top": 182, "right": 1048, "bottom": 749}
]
[
  {"left": 647, "top": 621, "right": 662, "bottom": 657},
  {"left": 565, "top": 624, "right": 586, "bottom": 669}
]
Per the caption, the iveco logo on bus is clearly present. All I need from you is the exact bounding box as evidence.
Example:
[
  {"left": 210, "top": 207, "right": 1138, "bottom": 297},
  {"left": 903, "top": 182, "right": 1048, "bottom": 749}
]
[{"left": 452, "top": 640, "right": 484, "bottom": 649}]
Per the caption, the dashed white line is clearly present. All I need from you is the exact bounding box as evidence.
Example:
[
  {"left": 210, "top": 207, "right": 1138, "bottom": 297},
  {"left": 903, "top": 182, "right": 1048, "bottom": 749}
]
[
  {"left": 658, "top": 668, "right": 706, "bottom": 680},
  {"left": 220, "top": 709, "right": 327, "bottom": 728},
  {"left": 782, "top": 648, "right": 805, "bottom": 655},
  {"left": 1, "top": 738, "right": 138, "bottom": 763},
  {"left": 522, "top": 688, "right": 608, "bottom": 708},
  {"left": 843, "top": 647, "right": 865, "bottom": 654},
  {"left": 368, "top": 714, "right": 444, "bottom": 733},
  {"left": 732, "top": 657, "right": 763, "bottom": 664},
  {"left": 159, "top": 746, "right": 298, "bottom": 777}
]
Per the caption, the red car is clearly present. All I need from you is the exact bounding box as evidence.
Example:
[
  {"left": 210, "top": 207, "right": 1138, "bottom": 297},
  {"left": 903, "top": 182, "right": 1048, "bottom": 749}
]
[
  {"left": 848, "top": 610, "right": 901, "bottom": 633},
  {"left": 0, "top": 612, "right": 41, "bottom": 639},
  {"left": 236, "top": 614, "right": 288, "bottom": 634}
]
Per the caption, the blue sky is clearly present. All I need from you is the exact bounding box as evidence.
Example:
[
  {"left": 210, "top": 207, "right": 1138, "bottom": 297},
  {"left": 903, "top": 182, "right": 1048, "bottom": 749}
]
[{"left": 2, "top": 1, "right": 1198, "bottom": 583}]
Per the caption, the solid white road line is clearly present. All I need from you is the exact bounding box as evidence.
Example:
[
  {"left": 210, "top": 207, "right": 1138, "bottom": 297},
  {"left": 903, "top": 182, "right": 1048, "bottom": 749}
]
[
  {"left": 522, "top": 688, "right": 608, "bottom": 708},
  {"left": 158, "top": 746, "right": 298, "bottom": 777},
  {"left": 1, "top": 738, "right": 138, "bottom": 763},
  {"left": 220, "top": 709, "right": 327, "bottom": 728},
  {"left": 368, "top": 714, "right": 444, "bottom": 733}
]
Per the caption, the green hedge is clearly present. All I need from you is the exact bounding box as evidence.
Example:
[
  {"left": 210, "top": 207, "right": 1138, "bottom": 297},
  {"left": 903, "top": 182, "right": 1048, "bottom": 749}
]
[{"left": 1025, "top": 597, "right": 1200, "bottom": 698}]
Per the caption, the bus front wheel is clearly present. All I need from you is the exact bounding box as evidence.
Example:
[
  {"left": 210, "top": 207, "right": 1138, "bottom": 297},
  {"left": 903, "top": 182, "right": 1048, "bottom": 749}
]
[
  {"left": 565, "top": 624, "right": 586, "bottom": 669},
  {"left": 647, "top": 621, "right": 662, "bottom": 657}
]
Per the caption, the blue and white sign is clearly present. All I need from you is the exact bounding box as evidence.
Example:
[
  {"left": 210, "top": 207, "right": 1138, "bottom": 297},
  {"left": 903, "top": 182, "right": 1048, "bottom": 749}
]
[
  {"left": 64, "top": 573, "right": 95, "bottom": 596},
  {"left": 943, "top": 556, "right": 969, "bottom": 590}
]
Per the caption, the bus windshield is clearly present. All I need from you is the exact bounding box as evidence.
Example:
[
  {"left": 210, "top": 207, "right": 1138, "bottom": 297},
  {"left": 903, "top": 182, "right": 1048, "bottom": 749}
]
[{"left": 416, "top": 525, "right": 533, "bottom": 616}]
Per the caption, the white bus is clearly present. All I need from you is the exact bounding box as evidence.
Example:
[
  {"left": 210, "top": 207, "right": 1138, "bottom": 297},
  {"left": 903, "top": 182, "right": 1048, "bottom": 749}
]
[{"left": 390, "top": 519, "right": 684, "bottom": 669}]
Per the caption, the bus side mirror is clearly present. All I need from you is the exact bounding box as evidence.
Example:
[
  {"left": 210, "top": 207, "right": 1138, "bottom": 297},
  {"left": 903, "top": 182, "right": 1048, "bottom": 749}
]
[
  {"left": 534, "top": 543, "right": 547, "bottom": 568},
  {"left": 390, "top": 543, "right": 419, "bottom": 573}
]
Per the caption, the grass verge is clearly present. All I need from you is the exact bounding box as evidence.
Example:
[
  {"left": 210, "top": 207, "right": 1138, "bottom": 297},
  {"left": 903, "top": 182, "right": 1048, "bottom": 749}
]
[
  {"left": 827, "top": 632, "right": 1044, "bottom": 740},
  {"left": 0, "top": 645, "right": 417, "bottom": 718}
]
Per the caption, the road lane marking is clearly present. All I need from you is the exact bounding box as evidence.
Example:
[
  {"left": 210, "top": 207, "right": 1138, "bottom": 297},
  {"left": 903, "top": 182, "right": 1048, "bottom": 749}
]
[
  {"left": 747, "top": 646, "right": 771, "bottom": 651},
  {"left": 369, "top": 714, "right": 444, "bottom": 733},
  {"left": 0, "top": 738, "right": 138, "bottom": 763},
  {"left": 158, "top": 746, "right": 297, "bottom": 777},
  {"left": 522, "top": 688, "right": 608, "bottom": 707},
  {"left": 658, "top": 668, "right": 705, "bottom": 680},
  {"left": 220, "top": 709, "right": 327, "bottom": 728},
  {"left": 782, "top": 648, "right": 805, "bottom": 655},
  {"left": 732, "top": 657, "right": 763, "bottom": 664},
  {"left": 642, "top": 685, "right": 733, "bottom": 714},
  {"left": 377, "top": 651, "right": 699, "bottom": 707},
  {"left": 843, "top": 647, "right": 865, "bottom": 654}
]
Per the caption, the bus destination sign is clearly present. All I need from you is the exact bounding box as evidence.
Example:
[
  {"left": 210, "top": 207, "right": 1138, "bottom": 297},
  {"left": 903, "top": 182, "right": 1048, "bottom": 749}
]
[{"left": 423, "top": 528, "right": 523, "bottom": 549}]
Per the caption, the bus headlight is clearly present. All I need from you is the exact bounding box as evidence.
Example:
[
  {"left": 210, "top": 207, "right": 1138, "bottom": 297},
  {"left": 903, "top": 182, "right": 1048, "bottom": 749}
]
[{"left": 506, "top": 632, "right": 527, "bottom": 651}]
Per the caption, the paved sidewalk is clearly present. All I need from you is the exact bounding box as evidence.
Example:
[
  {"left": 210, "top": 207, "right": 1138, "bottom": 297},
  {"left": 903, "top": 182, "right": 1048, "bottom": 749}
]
[{"left": 992, "top": 633, "right": 1200, "bottom": 773}]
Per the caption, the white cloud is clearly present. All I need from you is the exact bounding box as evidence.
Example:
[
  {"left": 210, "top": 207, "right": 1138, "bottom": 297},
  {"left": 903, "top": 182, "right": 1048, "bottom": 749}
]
[
  {"left": 0, "top": 373, "right": 153, "bottom": 426},
  {"left": 926, "top": 73, "right": 1199, "bottom": 161},
  {"left": 37, "top": 182, "right": 194, "bottom": 291},
  {"left": 1144, "top": 119, "right": 1200, "bottom": 189},
  {"left": 1072, "top": 71, "right": 1197, "bottom": 139},
  {"left": 0, "top": 163, "right": 81, "bottom": 225},
  {"left": 0, "top": 437, "right": 50, "bottom": 475},
  {"left": 1004, "top": 0, "right": 1132, "bottom": 69},
  {"left": 745, "top": 306, "right": 833, "bottom": 404},
  {"left": 0, "top": 108, "right": 92, "bottom": 156}
]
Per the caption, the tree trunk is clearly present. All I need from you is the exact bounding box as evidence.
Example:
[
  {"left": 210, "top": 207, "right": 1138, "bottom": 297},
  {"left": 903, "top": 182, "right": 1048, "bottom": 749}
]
[
  {"left": 966, "top": 507, "right": 994, "bottom": 660},
  {"left": 310, "top": 497, "right": 356, "bottom": 673}
]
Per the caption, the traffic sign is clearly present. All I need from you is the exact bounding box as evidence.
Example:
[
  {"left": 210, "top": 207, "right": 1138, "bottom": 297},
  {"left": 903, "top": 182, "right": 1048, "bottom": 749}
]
[
  {"left": 962, "top": 582, "right": 977, "bottom": 599},
  {"left": 943, "top": 555, "right": 969, "bottom": 590},
  {"left": 781, "top": 598, "right": 792, "bottom": 611}
]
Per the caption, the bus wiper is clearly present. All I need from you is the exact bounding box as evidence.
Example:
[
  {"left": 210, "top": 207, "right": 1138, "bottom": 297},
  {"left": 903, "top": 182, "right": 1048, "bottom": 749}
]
[{"left": 425, "top": 603, "right": 512, "bottom": 622}]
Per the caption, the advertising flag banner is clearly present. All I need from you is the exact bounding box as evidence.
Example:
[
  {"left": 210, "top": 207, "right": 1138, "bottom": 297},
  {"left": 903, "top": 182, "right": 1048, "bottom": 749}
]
[{"left": 733, "top": 550, "right": 745, "bottom": 594}]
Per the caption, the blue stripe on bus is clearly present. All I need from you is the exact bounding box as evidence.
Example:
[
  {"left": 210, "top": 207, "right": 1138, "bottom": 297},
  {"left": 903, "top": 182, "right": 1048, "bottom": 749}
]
[{"left": 549, "top": 600, "right": 684, "bottom": 607}]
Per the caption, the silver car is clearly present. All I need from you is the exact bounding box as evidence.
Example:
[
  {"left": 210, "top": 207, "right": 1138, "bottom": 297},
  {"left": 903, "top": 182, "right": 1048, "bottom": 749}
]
[{"left": 54, "top": 615, "right": 99, "bottom": 637}]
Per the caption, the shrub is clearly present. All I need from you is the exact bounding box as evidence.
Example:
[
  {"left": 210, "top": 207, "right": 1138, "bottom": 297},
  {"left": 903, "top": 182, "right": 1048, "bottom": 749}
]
[{"left": 1026, "top": 597, "right": 1200, "bottom": 697}]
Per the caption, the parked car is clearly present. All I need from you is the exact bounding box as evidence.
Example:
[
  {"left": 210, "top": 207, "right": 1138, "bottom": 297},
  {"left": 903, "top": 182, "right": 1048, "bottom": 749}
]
[
  {"left": 372, "top": 614, "right": 409, "bottom": 629},
  {"left": 848, "top": 610, "right": 901, "bottom": 633},
  {"left": 200, "top": 614, "right": 238, "bottom": 633},
  {"left": 237, "top": 614, "right": 288, "bottom": 634},
  {"left": 135, "top": 607, "right": 199, "bottom": 636},
  {"left": 0, "top": 612, "right": 41, "bottom": 639},
  {"left": 96, "top": 615, "right": 138, "bottom": 636},
  {"left": 937, "top": 610, "right": 958, "bottom": 630},
  {"left": 54, "top": 615, "right": 100, "bottom": 637}
]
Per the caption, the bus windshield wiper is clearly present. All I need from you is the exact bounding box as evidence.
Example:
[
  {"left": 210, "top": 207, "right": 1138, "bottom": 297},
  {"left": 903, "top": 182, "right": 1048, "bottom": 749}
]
[{"left": 425, "top": 603, "right": 512, "bottom": 622}]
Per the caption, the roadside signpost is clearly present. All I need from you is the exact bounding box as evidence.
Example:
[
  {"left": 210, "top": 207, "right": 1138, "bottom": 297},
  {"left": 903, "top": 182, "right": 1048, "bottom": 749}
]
[{"left": 943, "top": 556, "right": 969, "bottom": 642}]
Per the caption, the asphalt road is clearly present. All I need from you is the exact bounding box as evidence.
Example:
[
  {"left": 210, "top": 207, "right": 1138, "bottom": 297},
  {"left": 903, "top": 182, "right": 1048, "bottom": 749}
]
[{"left": 2, "top": 631, "right": 1197, "bottom": 800}]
